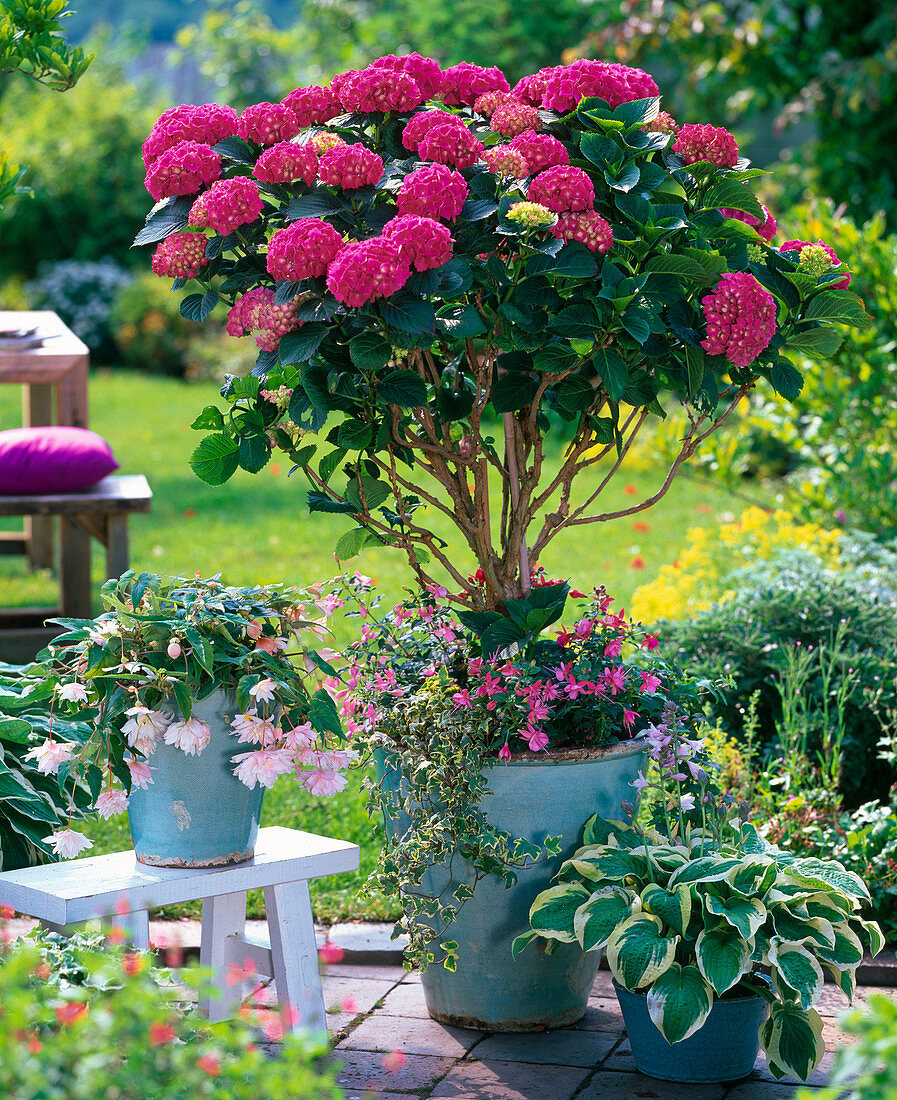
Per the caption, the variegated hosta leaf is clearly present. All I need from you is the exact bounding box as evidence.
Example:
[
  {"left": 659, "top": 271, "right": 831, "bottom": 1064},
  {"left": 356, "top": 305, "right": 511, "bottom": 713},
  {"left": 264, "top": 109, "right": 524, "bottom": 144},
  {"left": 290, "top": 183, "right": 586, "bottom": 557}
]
[
  {"left": 771, "top": 908, "right": 835, "bottom": 950},
  {"left": 817, "top": 923, "right": 864, "bottom": 967},
  {"left": 704, "top": 893, "right": 766, "bottom": 940},
  {"left": 805, "top": 891, "right": 852, "bottom": 922},
  {"left": 695, "top": 923, "right": 751, "bottom": 995},
  {"left": 767, "top": 885, "right": 815, "bottom": 905},
  {"left": 573, "top": 885, "right": 639, "bottom": 952},
  {"left": 582, "top": 815, "right": 632, "bottom": 846},
  {"left": 760, "top": 1002, "right": 825, "bottom": 1081},
  {"left": 667, "top": 855, "right": 743, "bottom": 888},
  {"left": 854, "top": 917, "right": 885, "bottom": 957},
  {"left": 646, "top": 963, "right": 713, "bottom": 1043},
  {"left": 569, "top": 847, "right": 648, "bottom": 882},
  {"left": 739, "top": 822, "right": 769, "bottom": 855},
  {"left": 821, "top": 959, "right": 856, "bottom": 1001},
  {"left": 768, "top": 939, "right": 824, "bottom": 1009},
  {"left": 647, "top": 845, "right": 690, "bottom": 878},
  {"left": 727, "top": 857, "right": 777, "bottom": 898},
  {"left": 787, "top": 857, "right": 871, "bottom": 904},
  {"left": 751, "top": 928, "right": 772, "bottom": 965},
  {"left": 528, "top": 882, "right": 592, "bottom": 943},
  {"left": 606, "top": 913, "right": 679, "bottom": 990},
  {"left": 640, "top": 882, "right": 691, "bottom": 937}
]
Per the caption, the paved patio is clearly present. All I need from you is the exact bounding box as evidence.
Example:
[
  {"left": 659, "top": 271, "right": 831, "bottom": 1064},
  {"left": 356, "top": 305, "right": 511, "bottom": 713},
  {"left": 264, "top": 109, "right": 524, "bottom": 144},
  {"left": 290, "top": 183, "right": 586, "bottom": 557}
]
[{"left": 315, "top": 963, "right": 888, "bottom": 1099}]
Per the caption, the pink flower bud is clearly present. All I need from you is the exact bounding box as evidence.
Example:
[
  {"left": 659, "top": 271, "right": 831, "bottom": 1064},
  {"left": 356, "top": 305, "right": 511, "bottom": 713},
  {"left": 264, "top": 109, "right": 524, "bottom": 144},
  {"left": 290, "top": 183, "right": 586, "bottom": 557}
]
[{"left": 167, "top": 640, "right": 182, "bottom": 660}]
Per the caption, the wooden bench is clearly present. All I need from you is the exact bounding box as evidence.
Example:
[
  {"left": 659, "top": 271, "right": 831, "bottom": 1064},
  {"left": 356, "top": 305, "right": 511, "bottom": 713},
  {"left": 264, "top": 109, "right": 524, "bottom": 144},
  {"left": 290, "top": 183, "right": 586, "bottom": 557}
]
[
  {"left": 0, "top": 474, "right": 152, "bottom": 661},
  {"left": 0, "top": 826, "right": 360, "bottom": 1034}
]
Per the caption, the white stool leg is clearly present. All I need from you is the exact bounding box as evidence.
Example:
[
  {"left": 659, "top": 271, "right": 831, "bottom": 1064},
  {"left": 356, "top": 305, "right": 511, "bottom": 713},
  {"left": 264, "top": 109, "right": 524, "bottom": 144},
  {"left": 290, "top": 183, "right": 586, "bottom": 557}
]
[
  {"left": 100, "top": 910, "right": 150, "bottom": 949},
  {"left": 39, "top": 919, "right": 81, "bottom": 936},
  {"left": 199, "top": 891, "right": 247, "bottom": 1021},
  {"left": 264, "top": 880, "right": 325, "bottom": 1035}
]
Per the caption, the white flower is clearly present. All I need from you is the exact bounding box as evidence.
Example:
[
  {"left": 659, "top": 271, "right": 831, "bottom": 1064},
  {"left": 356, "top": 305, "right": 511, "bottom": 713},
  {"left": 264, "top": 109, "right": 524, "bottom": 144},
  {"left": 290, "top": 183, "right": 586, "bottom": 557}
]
[
  {"left": 43, "top": 829, "right": 93, "bottom": 859},
  {"left": 231, "top": 712, "right": 279, "bottom": 746},
  {"left": 248, "top": 678, "right": 277, "bottom": 704},
  {"left": 281, "top": 721, "right": 316, "bottom": 750},
  {"left": 680, "top": 794, "right": 696, "bottom": 812},
  {"left": 127, "top": 759, "right": 154, "bottom": 789},
  {"left": 24, "top": 740, "right": 74, "bottom": 775},
  {"left": 55, "top": 682, "right": 88, "bottom": 704},
  {"left": 316, "top": 748, "right": 358, "bottom": 771},
  {"left": 303, "top": 769, "right": 348, "bottom": 796},
  {"left": 231, "top": 749, "right": 294, "bottom": 789},
  {"left": 122, "top": 707, "right": 169, "bottom": 755},
  {"left": 94, "top": 789, "right": 129, "bottom": 818},
  {"left": 163, "top": 716, "right": 211, "bottom": 756}
]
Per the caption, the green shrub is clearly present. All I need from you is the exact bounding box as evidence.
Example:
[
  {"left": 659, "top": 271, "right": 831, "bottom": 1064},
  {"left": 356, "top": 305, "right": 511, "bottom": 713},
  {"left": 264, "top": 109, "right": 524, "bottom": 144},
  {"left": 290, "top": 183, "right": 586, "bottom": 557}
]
[
  {"left": 800, "top": 993, "right": 897, "bottom": 1100},
  {"left": 25, "top": 258, "right": 132, "bottom": 359}
]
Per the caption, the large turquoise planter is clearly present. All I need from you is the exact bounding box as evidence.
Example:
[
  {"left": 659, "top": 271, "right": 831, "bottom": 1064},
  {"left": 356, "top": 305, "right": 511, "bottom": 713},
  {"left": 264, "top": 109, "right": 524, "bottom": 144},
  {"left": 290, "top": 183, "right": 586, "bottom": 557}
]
[
  {"left": 382, "top": 740, "right": 647, "bottom": 1031},
  {"left": 128, "top": 690, "right": 265, "bottom": 868},
  {"left": 615, "top": 982, "right": 768, "bottom": 1082}
]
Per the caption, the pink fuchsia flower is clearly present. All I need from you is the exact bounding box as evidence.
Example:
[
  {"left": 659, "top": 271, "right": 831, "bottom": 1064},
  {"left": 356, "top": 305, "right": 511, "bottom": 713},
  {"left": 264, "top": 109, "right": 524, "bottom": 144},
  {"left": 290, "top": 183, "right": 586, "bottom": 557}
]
[
  {"left": 720, "top": 204, "right": 777, "bottom": 242},
  {"left": 232, "top": 748, "right": 294, "bottom": 789},
  {"left": 701, "top": 271, "right": 777, "bottom": 368},
  {"left": 498, "top": 742, "right": 512, "bottom": 760},
  {"left": 512, "top": 67, "right": 557, "bottom": 107},
  {"left": 266, "top": 218, "right": 344, "bottom": 280},
  {"left": 780, "top": 239, "right": 850, "bottom": 288},
  {"left": 43, "top": 829, "right": 93, "bottom": 859},
  {"left": 253, "top": 142, "right": 319, "bottom": 186},
  {"left": 56, "top": 681, "right": 88, "bottom": 704},
  {"left": 542, "top": 60, "right": 659, "bottom": 113},
  {"left": 473, "top": 89, "right": 513, "bottom": 118},
  {"left": 142, "top": 102, "right": 238, "bottom": 168},
  {"left": 282, "top": 84, "right": 341, "bottom": 128},
  {"left": 491, "top": 101, "right": 541, "bottom": 138},
  {"left": 237, "top": 101, "right": 299, "bottom": 145},
  {"left": 318, "top": 143, "right": 384, "bottom": 189},
  {"left": 24, "top": 740, "right": 73, "bottom": 774},
  {"left": 622, "top": 708, "right": 639, "bottom": 731},
  {"left": 526, "top": 728, "right": 549, "bottom": 751},
  {"left": 381, "top": 214, "right": 453, "bottom": 271},
  {"left": 401, "top": 109, "right": 467, "bottom": 153},
  {"left": 440, "top": 61, "right": 509, "bottom": 106},
  {"left": 642, "top": 632, "right": 660, "bottom": 650},
  {"left": 303, "top": 768, "right": 349, "bottom": 796},
  {"left": 640, "top": 671, "right": 663, "bottom": 694},
  {"left": 550, "top": 210, "right": 613, "bottom": 252},
  {"left": 326, "top": 237, "right": 411, "bottom": 307},
  {"left": 418, "top": 124, "right": 484, "bottom": 170},
  {"left": 483, "top": 145, "right": 530, "bottom": 179},
  {"left": 370, "top": 52, "right": 443, "bottom": 100},
  {"left": 397, "top": 162, "right": 468, "bottom": 220},
  {"left": 673, "top": 123, "right": 739, "bottom": 168},
  {"left": 163, "top": 716, "right": 212, "bottom": 756},
  {"left": 95, "top": 789, "right": 129, "bottom": 819},
  {"left": 190, "top": 177, "right": 263, "bottom": 235},
  {"left": 338, "top": 66, "right": 423, "bottom": 113},
  {"left": 602, "top": 666, "right": 629, "bottom": 695},
  {"left": 127, "top": 759, "right": 154, "bottom": 789},
  {"left": 528, "top": 165, "right": 595, "bottom": 212},
  {"left": 512, "top": 130, "right": 567, "bottom": 171},
  {"left": 144, "top": 140, "right": 221, "bottom": 200}
]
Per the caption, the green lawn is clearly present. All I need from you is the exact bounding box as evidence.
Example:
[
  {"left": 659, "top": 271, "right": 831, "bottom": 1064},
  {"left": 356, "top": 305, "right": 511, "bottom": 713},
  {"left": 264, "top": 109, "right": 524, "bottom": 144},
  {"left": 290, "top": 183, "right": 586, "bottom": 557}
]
[{"left": 1, "top": 369, "right": 744, "bottom": 923}]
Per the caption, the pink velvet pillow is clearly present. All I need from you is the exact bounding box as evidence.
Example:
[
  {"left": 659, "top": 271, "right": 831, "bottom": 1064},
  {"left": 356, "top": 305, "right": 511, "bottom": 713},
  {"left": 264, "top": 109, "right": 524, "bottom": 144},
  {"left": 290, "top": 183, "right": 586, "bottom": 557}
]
[{"left": 0, "top": 427, "right": 119, "bottom": 494}]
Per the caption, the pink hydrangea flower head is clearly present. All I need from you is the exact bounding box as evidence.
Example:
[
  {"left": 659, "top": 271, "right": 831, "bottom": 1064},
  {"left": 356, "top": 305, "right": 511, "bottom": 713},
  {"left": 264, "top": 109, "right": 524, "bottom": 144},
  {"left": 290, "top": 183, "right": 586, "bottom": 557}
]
[
  {"left": 417, "top": 123, "right": 484, "bottom": 170},
  {"left": 326, "top": 237, "right": 411, "bottom": 307},
  {"left": 142, "top": 103, "right": 238, "bottom": 168},
  {"left": 199, "top": 177, "right": 263, "bottom": 235},
  {"left": 513, "top": 67, "right": 559, "bottom": 107},
  {"left": 397, "top": 163, "right": 468, "bottom": 220},
  {"left": 542, "top": 60, "right": 659, "bottom": 113},
  {"left": 551, "top": 210, "right": 613, "bottom": 253},
  {"left": 440, "top": 61, "right": 510, "bottom": 106},
  {"left": 226, "top": 287, "right": 303, "bottom": 351},
  {"left": 473, "top": 90, "right": 513, "bottom": 118},
  {"left": 188, "top": 190, "right": 211, "bottom": 228},
  {"left": 369, "top": 52, "right": 443, "bottom": 100},
  {"left": 780, "top": 239, "right": 850, "bottom": 287},
  {"left": 338, "top": 65, "right": 423, "bottom": 114},
  {"left": 527, "top": 164, "right": 595, "bottom": 212},
  {"left": 402, "top": 109, "right": 466, "bottom": 153},
  {"left": 151, "top": 231, "right": 209, "bottom": 279},
  {"left": 509, "top": 131, "right": 569, "bottom": 172},
  {"left": 282, "top": 84, "right": 342, "bottom": 127},
  {"left": 491, "top": 101, "right": 541, "bottom": 138},
  {"left": 266, "top": 218, "right": 344, "bottom": 280},
  {"left": 253, "top": 142, "right": 319, "bottom": 186},
  {"left": 720, "top": 204, "right": 777, "bottom": 242},
  {"left": 310, "top": 131, "right": 345, "bottom": 155},
  {"left": 237, "top": 101, "right": 299, "bottom": 145},
  {"left": 673, "top": 123, "right": 739, "bottom": 167},
  {"left": 645, "top": 110, "right": 679, "bottom": 135},
  {"left": 701, "top": 271, "right": 777, "bottom": 367},
  {"left": 506, "top": 201, "right": 555, "bottom": 228},
  {"left": 483, "top": 145, "right": 529, "bottom": 178},
  {"left": 144, "top": 141, "right": 221, "bottom": 201},
  {"left": 227, "top": 286, "right": 271, "bottom": 337},
  {"left": 381, "top": 214, "right": 453, "bottom": 271},
  {"left": 318, "top": 143, "right": 384, "bottom": 189}
]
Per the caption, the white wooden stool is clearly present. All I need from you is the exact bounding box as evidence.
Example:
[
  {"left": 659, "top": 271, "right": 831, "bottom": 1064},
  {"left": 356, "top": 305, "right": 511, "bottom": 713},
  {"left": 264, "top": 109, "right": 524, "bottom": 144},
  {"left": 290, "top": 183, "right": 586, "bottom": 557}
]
[{"left": 0, "top": 826, "right": 359, "bottom": 1034}]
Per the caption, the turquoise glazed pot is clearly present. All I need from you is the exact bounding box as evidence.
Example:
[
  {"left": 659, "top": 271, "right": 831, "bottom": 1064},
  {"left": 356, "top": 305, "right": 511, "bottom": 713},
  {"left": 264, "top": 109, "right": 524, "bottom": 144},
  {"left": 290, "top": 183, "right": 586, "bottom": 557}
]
[
  {"left": 384, "top": 740, "right": 647, "bottom": 1031},
  {"left": 615, "top": 982, "right": 769, "bottom": 1082},
  {"left": 128, "top": 689, "right": 264, "bottom": 868}
]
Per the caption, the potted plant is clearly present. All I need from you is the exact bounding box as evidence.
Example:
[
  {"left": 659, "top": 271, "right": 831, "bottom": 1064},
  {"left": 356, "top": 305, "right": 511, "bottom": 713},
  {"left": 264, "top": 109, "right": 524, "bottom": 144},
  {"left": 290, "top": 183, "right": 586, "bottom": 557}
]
[
  {"left": 521, "top": 726, "right": 884, "bottom": 1082},
  {"left": 132, "top": 53, "right": 870, "bottom": 1020},
  {"left": 29, "top": 571, "right": 350, "bottom": 867}
]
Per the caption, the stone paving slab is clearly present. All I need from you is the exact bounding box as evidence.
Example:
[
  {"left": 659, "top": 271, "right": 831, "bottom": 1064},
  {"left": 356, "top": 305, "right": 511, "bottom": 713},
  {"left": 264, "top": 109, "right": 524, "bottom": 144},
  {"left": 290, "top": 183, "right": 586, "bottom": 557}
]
[
  {"left": 428, "top": 1058, "right": 591, "bottom": 1099},
  {"left": 333, "top": 1049, "right": 455, "bottom": 1094},
  {"left": 471, "top": 1028, "right": 620, "bottom": 1067},
  {"left": 339, "top": 1013, "right": 483, "bottom": 1059}
]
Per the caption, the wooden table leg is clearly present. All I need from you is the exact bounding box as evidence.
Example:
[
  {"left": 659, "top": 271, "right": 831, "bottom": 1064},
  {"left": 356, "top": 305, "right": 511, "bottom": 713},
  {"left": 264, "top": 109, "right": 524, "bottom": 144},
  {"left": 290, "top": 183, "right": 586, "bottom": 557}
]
[
  {"left": 56, "top": 354, "right": 89, "bottom": 430},
  {"left": 264, "top": 879, "right": 326, "bottom": 1034},
  {"left": 104, "top": 514, "right": 129, "bottom": 581},
  {"left": 22, "top": 383, "right": 54, "bottom": 570},
  {"left": 60, "top": 516, "right": 92, "bottom": 618},
  {"left": 199, "top": 892, "right": 248, "bottom": 1022}
]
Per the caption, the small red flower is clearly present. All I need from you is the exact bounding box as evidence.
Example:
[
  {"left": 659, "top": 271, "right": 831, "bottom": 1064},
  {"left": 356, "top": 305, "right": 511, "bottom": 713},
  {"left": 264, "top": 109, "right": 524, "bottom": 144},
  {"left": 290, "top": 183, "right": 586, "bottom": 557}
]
[
  {"left": 55, "top": 1002, "right": 88, "bottom": 1025},
  {"left": 149, "top": 1021, "right": 177, "bottom": 1046},
  {"left": 630, "top": 556, "right": 645, "bottom": 570},
  {"left": 197, "top": 1053, "right": 221, "bottom": 1077}
]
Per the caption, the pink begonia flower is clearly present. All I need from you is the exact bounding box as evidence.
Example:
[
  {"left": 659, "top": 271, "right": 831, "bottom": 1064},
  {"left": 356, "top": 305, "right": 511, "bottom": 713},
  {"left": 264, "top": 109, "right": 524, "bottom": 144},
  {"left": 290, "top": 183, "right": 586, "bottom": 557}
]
[
  {"left": 440, "top": 62, "right": 509, "bottom": 106},
  {"left": 95, "top": 789, "right": 129, "bottom": 819},
  {"left": 673, "top": 123, "right": 739, "bottom": 168},
  {"left": 509, "top": 131, "right": 568, "bottom": 173},
  {"left": 151, "top": 231, "right": 209, "bottom": 280},
  {"left": 551, "top": 210, "right": 613, "bottom": 253},
  {"left": 317, "top": 748, "right": 358, "bottom": 770},
  {"left": 491, "top": 101, "right": 541, "bottom": 138},
  {"left": 231, "top": 712, "right": 279, "bottom": 746},
  {"left": 127, "top": 759, "right": 154, "bottom": 789},
  {"left": 370, "top": 52, "right": 443, "bottom": 100},
  {"left": 527, "top": 165, "right": 595, "bottom": 213},
  {"left": 640, "top": 671, "right": 663, "bottom": 694},
  {"left": 253, "top": 141, "right": 319, "bottom": 186},
  {"left": 43, "top": 829, "right": 93, "bottom": 859},
  {"left": 142, "top": 103, "right": 239, "bottom": 168},
  {"left": 701, "top": 271, "right": 777, "bottom": 368},
  {"left": 144, "top": 140, "right": 221, "bottom": 201},
  {"left": 418, "top": 123, "right": 484, "bottom": 169},
  {"left": 282, "top": 84, "right": 341, "bottom": 128},
  {"left": 720, "top": 204, "right": 777, "bottom": 242},
  {"left": 381, "top": 214, "right": 454, "bottom": 271},
  {"left": 402, "top": 109, "right": 467, "bottom": 152},
  {"left": 232, "top": 748, "right": 294, "bottom": 789},
  {"left": 122, "top": 707, "right": 169, "bottom": 755},
  {"left": 337, "top": 66, "right": 423, "bottom": 113},
  {"left": 25, "top": 740, "right": 74, "bottom": 774},
  {"left": 267, "top": 218, "right": 344, "bottom": 280},
  {"left": 56, "top": 682, "right": 88, "bottom": 704},
  {"left": 281, "top": 722, "right": 316, "bottom": 750},
  {"left": 483, "top": 145, "right": 529, "bottom": 178},
  {"left": 164, "top": 717, "right": 212, "bottom": 756},
  {"left": 249, "top": 678, "right": 277, "bottom": 704},
  {"left": 254, "top": 634, "right": 290, "bottom": 653},
  {"left": 190, "top": 176, "right": 263, "bottom": 235},
  {"left": 498, "top": 743, "right": 512, "bottom": 760},
  {"left": 397, "top": 163, "right": 468, "bottom": 221},
  {"left": 167, "top": 640, "right": 182, "bottom": 660},
  {"left": 318, "top": 143, "right": 384, "bottom": 189},
  {"left": 526, "top": 729, "right": 549, "bottom": 752},
  {"left": 303, "top": 769, "right": 349, "bottom": 796},
  {"left": 541, "top": 60, "right": 659, "bottom": 113},
  {"left": 327, "top": 237, "right": 410, "bottom": 307},
  {"left": 237, "top": 101, "right": 299, "bottom": 145}
]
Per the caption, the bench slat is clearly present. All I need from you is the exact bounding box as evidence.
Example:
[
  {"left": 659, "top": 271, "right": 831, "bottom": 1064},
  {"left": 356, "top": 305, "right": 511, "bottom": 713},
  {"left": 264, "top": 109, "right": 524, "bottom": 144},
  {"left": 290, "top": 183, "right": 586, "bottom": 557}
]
[{"left": 0, "top": 475, "right": 153, "bottom": 517}]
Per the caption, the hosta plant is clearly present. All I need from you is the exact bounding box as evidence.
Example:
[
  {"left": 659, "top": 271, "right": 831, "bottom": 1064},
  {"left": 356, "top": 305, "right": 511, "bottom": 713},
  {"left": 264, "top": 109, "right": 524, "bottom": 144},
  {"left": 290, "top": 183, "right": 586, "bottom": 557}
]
[
  {"left": 135, "top": 53, "right": 872, "bottom": 619},
  {"left": 522, "top": 812, "right": 883, "bottom": 1081}
]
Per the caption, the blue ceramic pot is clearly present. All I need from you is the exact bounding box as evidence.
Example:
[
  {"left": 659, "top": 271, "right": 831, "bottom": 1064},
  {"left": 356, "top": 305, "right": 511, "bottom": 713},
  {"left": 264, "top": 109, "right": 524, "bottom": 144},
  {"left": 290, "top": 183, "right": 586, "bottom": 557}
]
[
  {"left": 381, "top": 740, "right": 647, "bottom": 1031},
  {"left": 128, "top": 689, "right": 264, "bottom": 868},
  {"left": 615, "top": 982, "right": 769, "bottom": 1082}
]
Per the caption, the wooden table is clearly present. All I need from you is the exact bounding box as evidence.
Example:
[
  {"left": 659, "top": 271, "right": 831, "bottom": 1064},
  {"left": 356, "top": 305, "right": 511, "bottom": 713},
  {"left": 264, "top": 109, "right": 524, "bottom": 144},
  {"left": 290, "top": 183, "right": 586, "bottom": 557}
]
[{"left": 0, "top": 310, "right": 90, "bottom": 569}]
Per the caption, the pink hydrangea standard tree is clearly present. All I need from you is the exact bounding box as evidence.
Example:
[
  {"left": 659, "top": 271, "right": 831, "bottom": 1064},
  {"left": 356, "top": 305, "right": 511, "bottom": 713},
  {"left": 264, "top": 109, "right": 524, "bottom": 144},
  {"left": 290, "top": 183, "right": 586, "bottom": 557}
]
[{"left": 135, "top": 55, "right": 870, "bottom": 636}]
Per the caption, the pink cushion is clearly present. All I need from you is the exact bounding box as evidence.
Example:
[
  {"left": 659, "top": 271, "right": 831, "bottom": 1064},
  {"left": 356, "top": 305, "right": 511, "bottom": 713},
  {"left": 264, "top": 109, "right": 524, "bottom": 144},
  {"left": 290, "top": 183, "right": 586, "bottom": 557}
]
[{"left": 0, "top": 427, "right": 119, "bottom": 494}]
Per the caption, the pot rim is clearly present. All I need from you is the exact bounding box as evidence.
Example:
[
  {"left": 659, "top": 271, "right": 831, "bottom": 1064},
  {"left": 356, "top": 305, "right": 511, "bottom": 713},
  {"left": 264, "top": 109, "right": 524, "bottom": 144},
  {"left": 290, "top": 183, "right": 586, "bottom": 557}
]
[
  {"left": 498, "top": 738, "right": 648, "bottom": 766},
  {"left": 613, "top": 978, "right": 765, "bottom": 1005}
]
